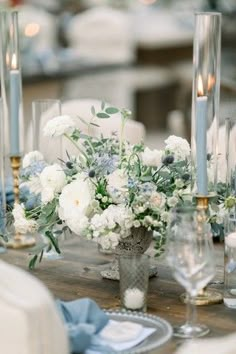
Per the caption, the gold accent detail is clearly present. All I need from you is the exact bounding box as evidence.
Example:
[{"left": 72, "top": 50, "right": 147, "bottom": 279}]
[
  {"left": 10, "top": 156, "right": 21, "bottom": 203},
  {"left": 180, "top": 195, "right": 223, "bottom": 305},
  {"left": 7, "top": 156, "right": 36, "bottom": 249},
  {"left": 180, "top": 289, "right": 223, "bottom": 305}
]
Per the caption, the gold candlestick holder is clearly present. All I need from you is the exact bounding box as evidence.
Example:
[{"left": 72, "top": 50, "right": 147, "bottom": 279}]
[
  {"left": 180, "top": 195, "right": 223, "bottom": 305},
  {"left": 7, "top": 156, "right": 36, "bottom": 249}
]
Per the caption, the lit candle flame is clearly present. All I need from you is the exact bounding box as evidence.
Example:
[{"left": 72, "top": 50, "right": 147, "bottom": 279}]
[
  {"left": 11, "top": 53, "right": 17, "bottom": 70},
  {"left": 207, "top": 74, "right": 215, "bottom": 92},
  {"left": 24, "top": 23, "right": 40, "bottom": 37},
  {"left": 197, "top": 75, "right": 204, "bottom": 96}
]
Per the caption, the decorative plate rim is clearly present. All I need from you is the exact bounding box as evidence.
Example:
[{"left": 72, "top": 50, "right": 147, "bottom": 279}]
[{"left": 104, "top": 309, "right": 173, "bottom": 354}]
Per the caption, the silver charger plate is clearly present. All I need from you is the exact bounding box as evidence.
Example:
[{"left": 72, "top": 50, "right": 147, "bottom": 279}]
[{"left": 104, "top": 309, "right": 173, "bottom": 354}]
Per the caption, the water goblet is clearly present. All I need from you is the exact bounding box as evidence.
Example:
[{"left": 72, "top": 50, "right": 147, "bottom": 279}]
[{"left": 166, "top": 207, "right": 215, "bottom": 338}]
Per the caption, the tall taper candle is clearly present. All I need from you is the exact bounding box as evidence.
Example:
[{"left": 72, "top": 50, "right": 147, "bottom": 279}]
[
  {"left": 10, "top": 54, "right": 20, "bottom": 156},
  {"left": 196, "top": 95, "right": 208, "bottom": 195}
]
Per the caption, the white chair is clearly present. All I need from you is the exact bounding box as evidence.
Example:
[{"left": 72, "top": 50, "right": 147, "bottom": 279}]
[
  {"left": 26, "top": 98, "right": 146, "bottom": 161},
  {"left": 0, "top": 260, "right": 69, "bottom": 354},
  {"left": 66, "top": 7, "right": 134, "bottom": 64}
]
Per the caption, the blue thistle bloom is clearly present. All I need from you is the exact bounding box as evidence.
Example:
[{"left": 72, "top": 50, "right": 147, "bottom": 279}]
[{"left": 93, "top": 153, "right": 119, "bottom": 175}]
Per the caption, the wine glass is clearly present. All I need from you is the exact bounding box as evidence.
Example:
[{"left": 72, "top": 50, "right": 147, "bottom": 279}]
[
  {"left": 31, "top": 99, "right": 62, "bottom": 162},
  {"left": 166, "top": 206, "right": 215, "bottom": 338}
]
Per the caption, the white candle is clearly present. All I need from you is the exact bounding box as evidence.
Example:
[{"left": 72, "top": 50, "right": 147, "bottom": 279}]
[
  {"left": 10, "top": 54, "right": 21, "bottom": 156},
  {"left": 196, "top": 76, "right": 208, "bottom": 195},
  {"left": 124, "top": 288, "right": 145, "bottom": 310}
]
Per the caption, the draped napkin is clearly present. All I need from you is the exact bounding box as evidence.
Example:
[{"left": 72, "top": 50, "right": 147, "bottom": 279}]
[
  {"left": 57, "top": 298, "right": 156, "bottom": 354},
  {"left": 56, "top": 298, "right": 109, "bottom": 353}
]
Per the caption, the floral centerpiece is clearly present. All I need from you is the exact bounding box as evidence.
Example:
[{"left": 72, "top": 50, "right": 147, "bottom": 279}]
[{"left": 7, "top": 103, "right": 225, "bottom": 268}]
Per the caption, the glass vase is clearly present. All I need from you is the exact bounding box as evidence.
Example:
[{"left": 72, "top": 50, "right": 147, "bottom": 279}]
[{"left": 191, "top": 12, "right": 221, "bottom": 196}]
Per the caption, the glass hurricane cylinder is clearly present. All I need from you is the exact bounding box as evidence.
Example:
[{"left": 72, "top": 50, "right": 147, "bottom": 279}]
[
  {"left": 31, "top": 99, "right": 62, "bottom": 162},
  {"left": 0, "top": 98, "right": 7, "bottom": 253},
  {"left": 191, "top": 12, "right": 221, "bottom": 196},
  {"left": 225, "top": 117, "right": 236, "bottom": 199},
  {"left": 0, "top": 10, "right": 24, "bottom": 158}
]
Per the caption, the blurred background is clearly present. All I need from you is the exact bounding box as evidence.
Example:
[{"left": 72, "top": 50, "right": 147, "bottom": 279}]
[{"left": 3, "top": 0, "right": 236, "bottom": 148}]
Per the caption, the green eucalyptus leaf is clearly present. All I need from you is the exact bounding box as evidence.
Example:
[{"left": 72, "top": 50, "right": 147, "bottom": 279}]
[
  {"left": 140, "top": 176, "right": 153, "bottom": 182},
  {"left": 96, "top": 112, "right": 110, "bottom": 119},
  {"left": 105, "top": 107, "right": 119, "bottom": 114},
  {"left": 91, "top": 106, "right": 96, "bottom": 116},
  {"left": 29, "top": 255, "right": 38, "bottom": 270}
]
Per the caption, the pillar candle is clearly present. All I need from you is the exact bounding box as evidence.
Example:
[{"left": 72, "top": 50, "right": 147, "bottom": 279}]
[
  {"left": 196, "top": 95, "right": 208, "bottom": 195},
  {"left": 10, "top": 68, "right": 20, "bottom": 156}
]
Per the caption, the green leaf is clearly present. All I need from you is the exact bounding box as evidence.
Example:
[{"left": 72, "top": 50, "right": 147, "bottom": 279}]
[
  {"left": 91, "top": 105, "right": 96, "bottom": 116},
  {"left": 45, "top": 230, "right": 61, "bottom": 254},
  {"left": 76, "top": 115, "right": 89, "bottom": 126},
  {"left": 90, "top": 122, "right": 100, "bottom": 127},
  {"left": 29, "top": 255, "right": 38, "bottom": 270},
  {"left": 140, "top": 176, "right": 153, "bottom": 182},
  {"left": 105, "top": 107, "right": 119, "bottom": 114},
  {"left": 96, "top": 112, "right": 110, "bottom": 119}
]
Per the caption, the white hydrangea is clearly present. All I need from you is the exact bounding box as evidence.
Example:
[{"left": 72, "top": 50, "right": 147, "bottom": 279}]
[
  {"left": 165, "top": 135, "right": 190, "bottom": 160},
  {"left": 22, "top": 151, "right": 44, "bottom": 168},
  {"left": 59, "top": 176, "right": 93, "bottom": 222},
  {"left": 98, "top": 231, "right": 120, "bottom": 250},
  {"left": 12, "top": 203, "right": 38, "bottom": 234},
  {"left": 43, "top": 115, "right": 76, "bottom": 137},
  {"left": 167, "top": 196, "right": 179, "bottom": 208},
  {"left": 107, "top": 169, "right": 128, "bottom": 203},
  {"left": 40, "top": 164, "right": 66, "bottom": 194},
  {"left": 90, "top": 204, "right": 134, "bottom": 249},
  {"left": 66, "top": 215, "right": 89, "bottom": 235},
  {"left": 141, "top": 147, "right": 163, "bottom": 167},
  {"left": 21, "top": 176, "right": 42, "bottom": 195}
]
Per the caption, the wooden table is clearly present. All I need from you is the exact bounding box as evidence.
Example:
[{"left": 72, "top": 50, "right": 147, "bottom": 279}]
[{"left": 1, "top": 238, "right": 236, "bottom": 354}]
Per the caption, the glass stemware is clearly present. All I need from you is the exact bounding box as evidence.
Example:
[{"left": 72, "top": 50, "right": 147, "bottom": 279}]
[{"left": 166, "top": 207, "right": 215, "bottom": 338}]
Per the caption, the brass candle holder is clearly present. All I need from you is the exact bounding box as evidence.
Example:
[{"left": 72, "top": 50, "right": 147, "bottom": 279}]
[
  {"left": 180, "top": 195, "right": 223, "bottom": 305},
  {"left": 7, "top": 156, "right": 36, "bottom": 249}
]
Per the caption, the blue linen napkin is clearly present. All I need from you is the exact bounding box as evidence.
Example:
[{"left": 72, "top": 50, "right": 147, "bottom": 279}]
[{"left": 56, "top": 298, "right": 109, "bottom": 354}]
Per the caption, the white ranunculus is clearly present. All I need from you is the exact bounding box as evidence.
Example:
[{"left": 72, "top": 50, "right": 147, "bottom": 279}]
[
  {"left": 43, "top": 115, "right": 76, "bottom": 137},
  {"left": 22, "top": 150, "right": 44, "bottom": 168},
  {"left": 40, "top": 164, "right": 66, "bottom": 193},
  {"left": 41, "top": 187, "right": 55, "bottom": 204},
  {"left": 59, "top": 177, "right": 93, "bottom": 221},
  {"left": 165, "top": 135, "right": 190, "bottom": 160},
  {"left": 66, "top": 215, "right": 89, "bottom": 235},
  {"left": 141, "top": 147, "right": 163, "bottom": 167},
  {"left": 107, "top": 169, "right": 128, "bottom": 203}
]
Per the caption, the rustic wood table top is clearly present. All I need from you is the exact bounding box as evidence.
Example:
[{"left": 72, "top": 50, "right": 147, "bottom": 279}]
[{"left": 1, "top": 237, "right": 235, "bottom": 354}]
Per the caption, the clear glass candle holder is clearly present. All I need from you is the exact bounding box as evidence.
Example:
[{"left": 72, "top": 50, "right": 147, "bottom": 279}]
[
  {"left": 224, "top": 216, "right": 236, "bottom": 308},
  {"left": 119, "top": 254, "right": 149, "bottom": 312}
]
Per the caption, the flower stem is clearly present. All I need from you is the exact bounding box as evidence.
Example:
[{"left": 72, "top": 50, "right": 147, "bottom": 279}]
[{"left": 64, "top": 134, "right": 89, "bottom": 160}]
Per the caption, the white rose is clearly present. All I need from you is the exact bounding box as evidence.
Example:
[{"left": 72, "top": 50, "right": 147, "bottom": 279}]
[
  {"left": 40, "top": 164, "right": 66, "bottom": 193},
  {"left": 141, "top": 147, "right": 163, "bottom": 167},
  {"left": 59, "top": 177, "right": 93, "bottom": 221},
  {"left": 107, "top": 169, "right": 128, "bottom": 203},
  {"left": 41, "top": 187, "right": 55, "bottom": 204},
  {"left": 43, "top": 115, "right": 76, "bottom": 137},
  {"left": 165, "top": 135, "right": 190, "bottom": 160},
  {"left": 22, "top": 151, "right": 44, "bottom": 168},
  {"left": 149, "top": 192, "right": 166, "bottom": 209}
]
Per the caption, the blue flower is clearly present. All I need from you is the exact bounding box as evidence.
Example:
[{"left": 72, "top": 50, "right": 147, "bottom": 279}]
[{"left": 20, "top": 160, "right": 47, "bottom": 179}]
